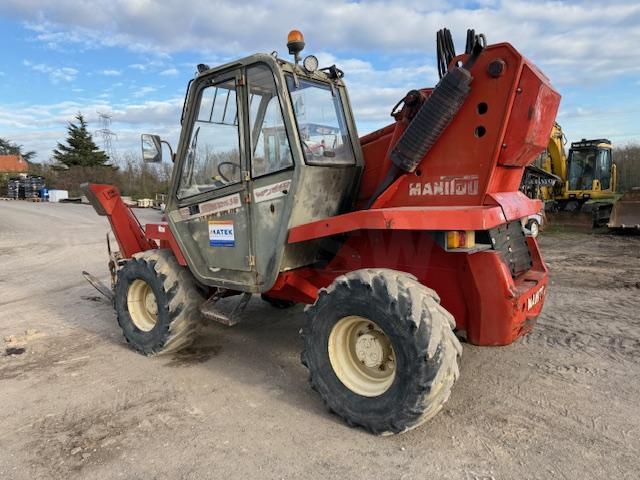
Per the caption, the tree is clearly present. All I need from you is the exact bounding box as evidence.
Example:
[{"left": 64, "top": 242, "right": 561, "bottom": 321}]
[
  {"left": 52, "top": 113, "right": 115, "bottom": 169},
  {"left": 0, "top": 138, "right": 36, "bottom": 161}
]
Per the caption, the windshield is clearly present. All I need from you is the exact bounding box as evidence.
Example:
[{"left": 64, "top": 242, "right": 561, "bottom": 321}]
[
  {"left": 286, "top": 76, "right": 355, "bottom": 165},
  {"left": 568, "top": 149, "right": 595, "bottom": 190}
]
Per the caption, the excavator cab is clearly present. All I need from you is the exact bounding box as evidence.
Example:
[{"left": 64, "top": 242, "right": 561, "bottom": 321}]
[
  {"left": 147, "top": 53, "right": 363, "bottom": 292},
  {"left": 567, "top": 139, "right": 615, "bottom": 196}
]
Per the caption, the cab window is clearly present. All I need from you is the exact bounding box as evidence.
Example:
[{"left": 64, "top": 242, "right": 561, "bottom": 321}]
[
  {"left": 597, "top": 149, "right": 612, "bottom": 190},
  {"left": 568, "top": 149, "right": 596, "bottom": 191},
  {"left": 286, "top": 76, "right": 355, "bottom": 165},
  {"left": 178, "top": 78, "right": 241, "bottom": 199},
  {"left": 247, "top": 64, "right": 293, "bottom": 177}
]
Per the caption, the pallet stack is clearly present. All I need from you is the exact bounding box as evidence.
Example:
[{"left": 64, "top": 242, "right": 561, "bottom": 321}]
[
  {"left": 23, "top": 176, "right": 45, "bottom": 199},
  {"left": 6, "top": 176, "right": 46, "bottom": 200},
  {"left": 6, "top": 179, "right": 20, "bottom": 199}
]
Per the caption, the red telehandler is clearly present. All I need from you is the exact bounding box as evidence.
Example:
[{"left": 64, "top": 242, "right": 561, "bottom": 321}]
[{"left": 83, "top": 28, "right": 560, "bottom": 434}]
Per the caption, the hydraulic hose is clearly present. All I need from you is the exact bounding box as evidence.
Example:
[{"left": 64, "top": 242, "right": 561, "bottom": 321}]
[
  {"left": 390, "top": 42, "right": 483, "bottom": 174},
  {"left": 365, "top": 40, "right": 484, "bottom": 209}
]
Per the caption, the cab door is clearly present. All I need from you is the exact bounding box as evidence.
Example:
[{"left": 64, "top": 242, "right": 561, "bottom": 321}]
[
  {"left": 168, "top": 69, "right": 255, "bottom": 287},
  {"left": 245, "top": 63, "right": 297, "bottom": 287}
]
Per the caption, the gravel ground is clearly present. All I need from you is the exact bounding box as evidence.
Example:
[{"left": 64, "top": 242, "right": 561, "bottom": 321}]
[{"left": 1, "top": 201, "right": 639, "bottom": 480}]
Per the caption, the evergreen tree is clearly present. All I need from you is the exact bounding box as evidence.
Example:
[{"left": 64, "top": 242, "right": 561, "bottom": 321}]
[
  {"left": 52, "top": 113, "right": 115, "bottom": 169},
  {"left": 0, "top": 138, "right": 36, "bottom": 161}
]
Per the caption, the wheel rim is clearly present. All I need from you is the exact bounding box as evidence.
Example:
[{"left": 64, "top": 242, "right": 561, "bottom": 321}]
[
  {"left": 530, "top": 221, "right": 539, "bottom": 237},
  {"left": 328, "top": 316, "right": 396, "bottom": 397},
  {"left": 127, "top": 279, "right": 158, "bottom": 332}
]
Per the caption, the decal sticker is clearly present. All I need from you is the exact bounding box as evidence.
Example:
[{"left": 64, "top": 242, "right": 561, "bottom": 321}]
[
  {"left": 178, "top": 207, "right": 191, "bottom": 220},
  {"left": 409, "top": 175, "right": 479, "bottom": 196},
  {"left": 201, "top": 194, "right": 242, "bottom": 216},
  {"left": 253, "top": 179, "right": 292, "bottom": 203},
  {"left": 209, "top": 220, "right": 235, "bottom": 247},
  {"left": 174, "top": 193, "right": 242, "bottom": 222},
  {"left": 527, "top": 285, "right": 545, "bottom": 311}
]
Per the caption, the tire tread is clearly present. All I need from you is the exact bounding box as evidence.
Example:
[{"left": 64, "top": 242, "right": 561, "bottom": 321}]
[
  {"left": 302, "top": 268, "right": 461, "bottom": 434},
  {"left": 117, "top": 249, "right": 203, "bottom": 356}
]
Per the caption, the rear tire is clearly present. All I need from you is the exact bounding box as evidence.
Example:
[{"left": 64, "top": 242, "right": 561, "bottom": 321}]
[
  {"left": 302, "top": 269, "right": 462, "bottom": 434},
  {"left": 114, "top": 249, "right": 204, "bottom": 355}
]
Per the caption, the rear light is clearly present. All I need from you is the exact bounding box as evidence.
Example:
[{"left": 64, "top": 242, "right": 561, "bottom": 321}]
[{"left": 446, "top": 230, "right": 475, "bottom": 249}]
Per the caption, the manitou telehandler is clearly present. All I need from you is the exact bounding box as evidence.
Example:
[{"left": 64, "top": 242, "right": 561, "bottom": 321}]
[{"left": 83, "top": 29, "right": 559, "bottom": 434}]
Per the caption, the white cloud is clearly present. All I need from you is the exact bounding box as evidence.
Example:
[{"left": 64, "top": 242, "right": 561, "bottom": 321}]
[
  {"left": 132, "top": 85, "right": 158, "bottom": 97},
  {"left": 0, "top": 0, "right": 638, "bottom": 85},
  {"left": 128, "top": 59, "right": 165, "bottom": 71},
  {"left": 22, "top": 60, "right": 78, "bottom": 83},
  {"left": 0, "top": 97, "right": 184, "bottom": 161},
  {"left": 99, "top": 69, "right": 121, "bottom": 76},
  {"left": 160, "top": 68, "right": 179, "bottom": 76}
]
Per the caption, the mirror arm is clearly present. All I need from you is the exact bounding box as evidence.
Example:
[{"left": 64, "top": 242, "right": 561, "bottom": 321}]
[{"left": 161, "top": 140, "right": 175, "bottom": 163}]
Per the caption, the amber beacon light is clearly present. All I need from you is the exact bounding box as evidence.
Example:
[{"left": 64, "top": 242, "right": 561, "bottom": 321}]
[{"left": 287, "top": 29, "right": 305, "bottom": 62}]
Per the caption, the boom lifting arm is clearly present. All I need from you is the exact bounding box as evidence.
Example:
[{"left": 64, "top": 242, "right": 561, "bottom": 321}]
[{"left": 82, "top": 183, "right": 157, "bottom": 258}]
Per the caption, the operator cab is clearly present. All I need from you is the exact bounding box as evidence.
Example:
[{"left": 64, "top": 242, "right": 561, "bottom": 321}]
[
  {"left": 567, "top": 138, "right": 613, "bottom": 193},
  {"left": 142, "top": 31, "right": 363, "bottom": 292}
]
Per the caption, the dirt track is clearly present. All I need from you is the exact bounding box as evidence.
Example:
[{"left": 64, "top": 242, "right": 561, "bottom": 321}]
[{"left": 1, "top": 201, "right": 639, "bottom": 480}]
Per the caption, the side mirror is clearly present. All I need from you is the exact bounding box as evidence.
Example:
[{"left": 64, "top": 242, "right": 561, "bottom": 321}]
[{"left": 141, "top": 134, "right": 162, "bottom": 163}]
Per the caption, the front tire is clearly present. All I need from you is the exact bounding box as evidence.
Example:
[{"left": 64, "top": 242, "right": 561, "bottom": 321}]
[
  {"left": 115, "top": 249, "right": 204, "bottom": 355},
  {"left": 302, "top": 269, "right": 462, "bottom": 434}
]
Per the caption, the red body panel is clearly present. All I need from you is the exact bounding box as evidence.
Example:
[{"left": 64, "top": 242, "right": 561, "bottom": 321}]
[
  {"left": 268, "top": 232, "right": 547, "bottom": 346},
  {"left": 463, "top": 237, "right": 547, "bottom": 345},
  {"left": 144, "top": 223, "right": 188, "bottom": 266},
  {"left": 357, "top": 44, "right": 559, "bottom": 213},
  {"left": 288, "top": 195, "right": 541, "bottom": 244}
]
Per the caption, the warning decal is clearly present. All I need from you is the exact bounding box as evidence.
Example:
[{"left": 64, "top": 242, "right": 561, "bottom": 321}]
[
  {"left": 253, "top": 179, "right": 292, "bottom": 203},
  {"left": 208, "top": 220, "right": 235, "bottom": 247}
]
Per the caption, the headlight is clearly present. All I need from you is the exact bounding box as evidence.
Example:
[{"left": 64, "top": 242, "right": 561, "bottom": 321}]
[{"left": 303, "top": 55, "right": 319, "bottom": 73}]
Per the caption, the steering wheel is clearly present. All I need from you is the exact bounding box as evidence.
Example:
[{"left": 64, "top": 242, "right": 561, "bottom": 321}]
[
  {"left": 301, "top": 140, "right": 321, "bottom": 158},
  {"left": 217, "top": 161, "right": 240, "bottom": 183}
]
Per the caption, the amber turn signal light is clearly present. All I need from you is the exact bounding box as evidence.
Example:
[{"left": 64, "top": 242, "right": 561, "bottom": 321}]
[{"left": 446, "top": 230, "right": 475, "bottom": 249}]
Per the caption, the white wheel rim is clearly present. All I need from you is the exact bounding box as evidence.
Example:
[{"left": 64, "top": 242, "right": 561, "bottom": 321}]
[
  {"left": 328, "top": 316, "right": 396, "bottom": 397},
  {"left": 127, "top": 279, "right": 158, "bottom": 332},
  {"left": 530, "top": 221, "right": 539, "bottom": 237}
]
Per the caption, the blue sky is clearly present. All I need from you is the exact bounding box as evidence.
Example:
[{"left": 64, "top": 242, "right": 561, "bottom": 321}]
[{"left": 1, "top": 0, "right": 639, "bottom": 163}]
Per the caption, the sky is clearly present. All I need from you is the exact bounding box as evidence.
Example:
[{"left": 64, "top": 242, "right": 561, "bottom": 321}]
[{"left": 0, "top": 0, "right": 639, "bottom": 164}]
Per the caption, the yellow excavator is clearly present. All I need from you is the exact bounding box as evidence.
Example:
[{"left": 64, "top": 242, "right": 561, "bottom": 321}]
[{"left": 532, "top": 122, "right": 621, "bottom": 228}]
